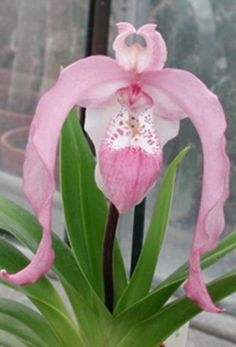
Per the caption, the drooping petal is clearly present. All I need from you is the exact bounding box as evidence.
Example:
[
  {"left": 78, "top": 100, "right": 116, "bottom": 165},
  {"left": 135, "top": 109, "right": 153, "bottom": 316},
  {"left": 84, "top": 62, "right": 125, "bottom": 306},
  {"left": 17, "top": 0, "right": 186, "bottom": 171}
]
[
  {"left": 98, "top": 105, "right": 163, "bottom": 213},
  {"left": 113, "top": 22, "right": 167, "bottom": 73},
  {"left": 0, "top": 232, "right": 53, "bottom": 285},
  {"left": 141, "top": 68, "right": 229, "bottom": 312},
  {"left": 0, "top": 56, "right": 133, "bottom": 285}
]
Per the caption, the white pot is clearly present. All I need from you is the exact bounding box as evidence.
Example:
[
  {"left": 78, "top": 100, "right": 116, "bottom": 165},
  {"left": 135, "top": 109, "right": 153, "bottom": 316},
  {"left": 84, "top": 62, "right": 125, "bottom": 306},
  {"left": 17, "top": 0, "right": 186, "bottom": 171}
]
[{"left": 161, "top": 324, "right": 189, "bottom": 347}]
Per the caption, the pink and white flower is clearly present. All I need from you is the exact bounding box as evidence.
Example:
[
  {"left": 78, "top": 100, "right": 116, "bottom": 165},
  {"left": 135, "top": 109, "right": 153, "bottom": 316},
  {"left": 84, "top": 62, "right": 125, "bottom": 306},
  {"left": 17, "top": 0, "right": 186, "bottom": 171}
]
[{"left": 0, "top": 23, "right": 229, "bottom": 313}]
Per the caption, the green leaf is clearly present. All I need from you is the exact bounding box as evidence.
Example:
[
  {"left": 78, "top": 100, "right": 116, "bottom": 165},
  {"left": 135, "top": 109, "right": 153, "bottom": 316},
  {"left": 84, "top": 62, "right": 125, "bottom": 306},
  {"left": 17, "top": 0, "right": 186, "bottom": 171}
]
[
  {"left": 0, "top": 299, "right": 62, "bottom": 347},
  {"left": 0, "top": 329, "right": 32, "bottom": 347},
  {"left": 0, "top": 195, "right": 101, "bottom": 305},
  {"left": 117, "top": 271, "right": 236, "bottom": 347},
  {"left": 52, "top": 235, "right": 113, "bottom": 346},
  {"left": 31, "top": 297, "right": 85, "bottom": 347},
  {"left": 0, "top": 238, "right": 84, "bottom": 347},
  {"left": 60, "top": 109, "right": 107, "bottom": 298},
  {"left": 0, "top": 314, "right": 45, "bottom": 347},
  {"left": 0, "top": 196, "right": 112, "bottom": 345},
  {"left": 61, "top": 280, "right": 114, "bottom": 347},
  {"left": 60, "top": 109, "right": 127, "bottom": 302},
  {"left": 110, "top": 230, "right": 236, "bottom": 345},
  {"left": 115, "top": 147, "right": 190, "bottom": 314}
]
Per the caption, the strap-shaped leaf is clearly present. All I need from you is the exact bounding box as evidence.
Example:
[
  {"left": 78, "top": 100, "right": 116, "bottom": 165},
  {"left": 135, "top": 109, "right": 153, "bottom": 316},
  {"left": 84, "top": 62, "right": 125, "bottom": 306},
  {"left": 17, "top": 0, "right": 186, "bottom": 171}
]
[
  {"left": 0, "top": 238, "right": 84, "bottom": 347},
  {"left": 0, "top": 195, "right": 101, "bottom": 304},
  {"left": 0, "top": 329, "right": 32, "bottom": 347},
  {"left": 31, "top": 297, "right": 85, "bottom": 347},
  {"left": 110, "top": 230, "right": 236, "bottom": 344},
  {"left": 0, "top": 314, "right": 45, "bottom": 347},
  {"left": 0, "top": 299, "right": 62, "bottom": 347},
  {"left": 60, "top": 109, "right": 107, "bottom": 297},
  {"left": 117, "top": 271, "right": 236, "bottom": 347},
  {"left": 0, "top": 196, "right": 112, "bottom": 344},
  {"left": 61, "top": 279, "right": 115, "bottom": 346},
  {"left": 60, "top": 109, "right": 127, "bottom": 300},
  {"left": 115, "top": 147, "right": 190, "bottom": 314}
]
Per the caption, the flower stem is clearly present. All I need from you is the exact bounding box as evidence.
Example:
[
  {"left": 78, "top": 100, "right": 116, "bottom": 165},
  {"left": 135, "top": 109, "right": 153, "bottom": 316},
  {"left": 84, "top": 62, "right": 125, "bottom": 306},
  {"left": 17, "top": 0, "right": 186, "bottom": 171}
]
[
  {"left": 130, "top": 199, "right": 146, "bottom": 276},
  {"left": 103, "top": 203, "right": 119, "bottom": 313}
]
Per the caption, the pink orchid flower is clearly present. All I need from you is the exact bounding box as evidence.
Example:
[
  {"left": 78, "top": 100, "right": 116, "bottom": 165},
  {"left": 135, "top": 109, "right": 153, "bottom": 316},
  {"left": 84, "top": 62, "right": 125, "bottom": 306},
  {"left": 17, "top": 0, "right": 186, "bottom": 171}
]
[{"left": 0, "top": 23, "right": 229, "bottom": 313}]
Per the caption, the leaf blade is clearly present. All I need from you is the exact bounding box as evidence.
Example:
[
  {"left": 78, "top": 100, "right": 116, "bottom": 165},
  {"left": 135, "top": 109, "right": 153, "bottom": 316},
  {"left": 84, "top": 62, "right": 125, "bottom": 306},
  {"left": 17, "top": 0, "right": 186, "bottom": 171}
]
[
  {"left": 0, "top": 196, "right": 113, "bottom": 345},
  {"left": 0, "top": 299, "right": 62, "bottom": 347},
  {"left": 0, "top": 329, "right": 32, "bottom": 347},
  {"left": 0, "top": 238, "right": 84, "bottom": 347},
  {"left": 60, "top": 109, "right": 107, "bottom": 297},
  {"left": 110, "top": 230, "right": 236, "bottom": 345},
  {"left": 117, "top": 271, "right": 236, "bottom": 347},
  {"left": 60, "top": 109, "right": 127, "bottom": 303}
]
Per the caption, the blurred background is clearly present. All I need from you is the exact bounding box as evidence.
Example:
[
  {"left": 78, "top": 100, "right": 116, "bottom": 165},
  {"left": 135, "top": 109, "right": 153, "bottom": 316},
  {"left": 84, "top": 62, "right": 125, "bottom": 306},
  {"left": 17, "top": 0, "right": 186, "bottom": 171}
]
[{"left": 0, "top": 0, "right": 236, "bottom": 314}]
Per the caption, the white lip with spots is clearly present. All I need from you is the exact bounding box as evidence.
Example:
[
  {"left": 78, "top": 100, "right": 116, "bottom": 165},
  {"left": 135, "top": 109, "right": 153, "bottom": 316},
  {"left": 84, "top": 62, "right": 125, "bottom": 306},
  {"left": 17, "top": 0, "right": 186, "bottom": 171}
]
[{"left": 102, "top": 104, "right": 162, "bottom": 156}]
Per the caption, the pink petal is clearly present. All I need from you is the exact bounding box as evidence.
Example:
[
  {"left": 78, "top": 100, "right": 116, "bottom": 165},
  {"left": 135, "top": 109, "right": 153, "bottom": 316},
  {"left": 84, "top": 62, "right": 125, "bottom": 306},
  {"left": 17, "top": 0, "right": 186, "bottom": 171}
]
[
  {"left": 113, "top": 22, "right": 167, "bottom": 73},
  {"left": 0, "top": 232, "right": 54, "bottom": 285},
  {"left": 137, "top": 24, "right": 167, "bottom": 71},
  {"left": 141, "top": 68, "right": 229, "bottom": 312},
  {"left": 64, "top": 56, "right": 134, "bottom": 108},
  {"left": 0, "top": 56, "right": 132, "bottom": 285},
  {"left": 98, "top": 105, "right": 163, "bottom": 213},
  {"left": 99, "top": 147, "right": 162, "bottom": 213},
  {"left": 112, "top": 22, "right": 136, "bottom": 71}
]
